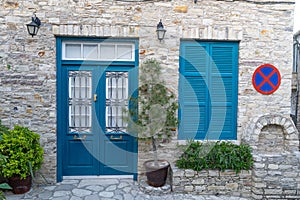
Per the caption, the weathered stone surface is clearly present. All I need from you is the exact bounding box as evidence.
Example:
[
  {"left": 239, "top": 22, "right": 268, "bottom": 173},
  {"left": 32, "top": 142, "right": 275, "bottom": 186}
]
[
  {"left": 0, "top": 0, "right": 296, "bottom": 190},
  {"left": 98, "top": 191, "right": 114, "bottom": 198},
  {"left": 72, "top": 189, "right": 92, "bottom": 197},
  {"left": 174, "top": 6, "right": 188, "bottom": 13},
  {"left": 172, "top": 167, "right": 251, "bottom": 196},
  {"left": 184, "top": 185, "right": 194, "bottom": 192}
]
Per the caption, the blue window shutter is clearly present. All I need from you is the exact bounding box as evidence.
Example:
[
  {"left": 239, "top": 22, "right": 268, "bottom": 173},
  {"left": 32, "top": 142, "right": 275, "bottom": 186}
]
[
  {"left": 209, "top": 43, "right": 238, "bottom": 140},
  {"left": 179, "top": 41, "right": 238, "bottom": 140},
  {"left": 179, "top": 42, "right": 210, "bottom": 140}
]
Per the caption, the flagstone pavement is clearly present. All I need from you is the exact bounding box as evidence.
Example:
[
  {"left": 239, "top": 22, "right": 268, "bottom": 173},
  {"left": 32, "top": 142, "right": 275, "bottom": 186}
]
[{"left": 5, "top": 178, "right": 249, "bottom": 200}]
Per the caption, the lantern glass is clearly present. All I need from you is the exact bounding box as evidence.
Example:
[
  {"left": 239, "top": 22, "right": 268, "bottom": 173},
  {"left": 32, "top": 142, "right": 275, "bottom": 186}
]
[
  {"left": 26, "top": 21, "right": 39, "bottom": 37},
  {"left": 156, "top": 28, "right": 166, "bottom": 41}
]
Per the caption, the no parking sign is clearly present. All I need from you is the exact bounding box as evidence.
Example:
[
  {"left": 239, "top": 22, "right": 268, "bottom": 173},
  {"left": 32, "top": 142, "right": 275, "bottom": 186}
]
[{"left": 252, "top": 64, "right": 281, "bottom": 95}]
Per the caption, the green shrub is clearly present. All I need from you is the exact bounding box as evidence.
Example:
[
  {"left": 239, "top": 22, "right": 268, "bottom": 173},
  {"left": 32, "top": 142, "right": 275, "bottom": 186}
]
[
  {"left": 176, "top": 141, "right": 253, "bottom": 173},
  {"left": 0, "top": 126, "right": 44, "bottom": 179}
]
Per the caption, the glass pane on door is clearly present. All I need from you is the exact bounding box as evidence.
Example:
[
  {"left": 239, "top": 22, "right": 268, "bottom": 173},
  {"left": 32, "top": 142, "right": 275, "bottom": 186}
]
[
  {"left": 106, "top": 72, "right": 128, "bottom": 133},
  {"left": 83, "top": 44, "right": 98, "bottom": 59},
  {"left": 65, "top": 44, "right": 81, "bottom": 58},
  {"left": 68, "top": 71, "right": 92, "bottom": 134},
  {"left": 117, "top": 45, "right": 132, "bottom": 60},
  {"left": 100, "top": 45, "right": 115, "bottom": 60}
]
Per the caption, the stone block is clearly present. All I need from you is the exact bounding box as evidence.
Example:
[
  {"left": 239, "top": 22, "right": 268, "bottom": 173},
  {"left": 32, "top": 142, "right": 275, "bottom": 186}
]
[
  {"left": 208, "top": 170, "right": 219, "bottom": 177},
  {"left": 253, "top": 163, "right": 265, "bottom": 169},
  {"left": 184, "top": 185, "right": 194, "bottom": 192},
  {"left": 172, "top": 169, "right": 184, "bottom": 177},
  {"left": 252, "top": 188, "right": 264, "bottom": 195},
  {"left": 225, "top": 183, "right": 238, "bottom": 190},
  {"left": 283, "top": 172, "right": 298, "bottom": 178},
  {"left": 267, "top": 170, "right": 282, "bottom": 176},
  {"left": 253, "top": 170, "right": 267, "bottom": 177},
  {"left": 264, "top": 176, "right": 279, "bottom": 182},
  {"left": 173, "top": 177, "right": 181, "bottom": 185},
  {"left": 207, "top": 185, "right": 225, "bottom": 191},
  {"left": 195, "top": 185, "right": 205, "bottom": 192},
  {"left": 283, "top": 189, "right": 296, "bottom": 195},
  {"left": 268, "top": 164, "right": 279, "bottom": 170},
  {"left": 174, "top": 6, "right": 188, "bottom": 13},
  {"left": 197, "top": 170, "right": 208, "bottom": 177},
  {"left": 265, "top": 195, "right": 282, "bottom": 199},
  {"left": 184, "top": 169, "right": 195, "bottom": 177},
  {"left": 264, "top": 189, "right": 283, "bottom": 195},
  {"left": 191, "top": 178, "right": 205, "bottom": 185},
  {"left": 279, "top": 164, "right": 292, "bottom": 170},
  {"left": 254, "top": 182, "right": 266, "bottom": 188},
  {"left": 220, "top": 170, "right": 236, "bottom": 176}
]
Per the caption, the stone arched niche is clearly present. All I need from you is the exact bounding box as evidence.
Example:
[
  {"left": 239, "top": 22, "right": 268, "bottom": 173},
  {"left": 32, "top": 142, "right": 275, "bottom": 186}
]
[
  {"left": 257, "top": 124, "right": 285, "bottom": 153},
  {"left": 243, "top": 114, "right": 299, "bottom": 154}
]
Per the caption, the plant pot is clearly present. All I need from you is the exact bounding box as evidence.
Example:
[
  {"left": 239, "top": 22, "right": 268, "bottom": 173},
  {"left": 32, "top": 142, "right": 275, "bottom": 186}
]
[
  {"left": 143, "top": 160, "right": 170, "bottom": 187},
  {"left": 8, "top": 175, "right": 32, "bottom": 194}
]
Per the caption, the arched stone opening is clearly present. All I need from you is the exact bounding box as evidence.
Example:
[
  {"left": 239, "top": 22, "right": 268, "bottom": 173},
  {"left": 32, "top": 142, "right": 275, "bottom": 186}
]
[{"left": 243, "top": 114, "right": 299, "bottom": 153}]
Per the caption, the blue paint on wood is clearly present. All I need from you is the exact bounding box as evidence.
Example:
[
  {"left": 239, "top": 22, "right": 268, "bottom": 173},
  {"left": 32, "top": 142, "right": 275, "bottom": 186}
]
[
  {"left": 179, "top": 41, "right": 238, "bottom": 140},
  {"left": 56, "top": 37, "right": 139, "bottom": 181}
]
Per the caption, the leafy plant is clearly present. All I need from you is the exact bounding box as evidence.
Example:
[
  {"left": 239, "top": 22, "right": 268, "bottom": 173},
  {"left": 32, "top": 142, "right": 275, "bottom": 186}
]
[
  {"left": 0, "top": 183, "right": 12, "bottom": 200},
  {"left": 0, "top": 126, "right": 44, "bottom": 179},
  {"left": 176, "top": 141, "right": 253, "bottom": 173},
  {"left": 127, "top": 59, "right": 178, "bottom": 166}
]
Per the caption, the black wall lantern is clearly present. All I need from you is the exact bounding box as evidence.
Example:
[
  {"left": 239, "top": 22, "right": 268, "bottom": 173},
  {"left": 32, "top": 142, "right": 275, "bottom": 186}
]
[
  {"left": 156, "top": 20, "right": 166, "bottom": 41},
  {"left": 26, "top": 13, "right": 41, "bottom": 37}
]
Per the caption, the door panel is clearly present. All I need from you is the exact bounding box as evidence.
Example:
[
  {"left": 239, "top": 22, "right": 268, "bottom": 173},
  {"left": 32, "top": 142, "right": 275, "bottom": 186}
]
[
  {"left": 102, "top": 134, "right": 134, "bottom": 175},
  {"left": 68, "top": 141, "right": 93, "bottom": 166},
  {"left": 63, "top": 69, "right": 99, "bottom": 175},
  {"left": 101, "top": 71, "right": 134, "bottom": 175}
]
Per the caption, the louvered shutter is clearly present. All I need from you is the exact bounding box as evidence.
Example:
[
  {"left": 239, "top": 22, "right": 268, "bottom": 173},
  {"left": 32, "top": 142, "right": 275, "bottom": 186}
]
[
  {"left": 209, "top": 43, "right": 238, "bottom": 139},
  {"left": 179, "top": 42, "right": 209, "bottom": 139},
  {"left": 179, "top": 41, "right": 238, "bottom": 140}
]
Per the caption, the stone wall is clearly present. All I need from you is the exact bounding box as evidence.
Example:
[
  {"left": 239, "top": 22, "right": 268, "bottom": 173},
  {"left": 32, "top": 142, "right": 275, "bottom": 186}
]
[
  {"left": 0, "top": 0, "right": 296, "bottom": 183},
  {"left": 243, "top": 114, "right": 300, "bottom": 198},
  {"left": 172, "top": 166, "right": 252, "bottom": 198},
  {"left": 252, "top": 153, "right": 300, "bottom": 199}
]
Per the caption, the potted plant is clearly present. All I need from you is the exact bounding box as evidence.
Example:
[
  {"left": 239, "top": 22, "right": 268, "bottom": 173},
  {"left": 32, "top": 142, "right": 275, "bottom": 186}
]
[
  {"left": 0, "top": 125, "right": 44, "bottom": 194},
  {"left": 127, "top": 59, "right": 178, "bottom": 187}
]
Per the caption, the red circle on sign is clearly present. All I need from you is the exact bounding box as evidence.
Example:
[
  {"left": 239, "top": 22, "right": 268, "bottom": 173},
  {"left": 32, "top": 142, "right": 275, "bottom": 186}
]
[{"left": 252, "top": 64, "right": 281, "bottom": 95}]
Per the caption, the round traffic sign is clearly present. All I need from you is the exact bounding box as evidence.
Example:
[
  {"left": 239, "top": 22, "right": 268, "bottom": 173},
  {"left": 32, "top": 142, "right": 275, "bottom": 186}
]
[{"left": 252, "top": 64, "right": 281, "bottom": 95}]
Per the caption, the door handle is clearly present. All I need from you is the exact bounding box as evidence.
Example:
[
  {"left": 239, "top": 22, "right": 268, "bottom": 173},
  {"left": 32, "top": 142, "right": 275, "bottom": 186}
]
[
  {"left": 73, "top": 135, "right": 86, "bottom": 141},
  {"left": 110, "top": 135, "right": 123, "bottom": 140},
  {"left": 94, "top": 94, "right": 97, "bottom": 102}
]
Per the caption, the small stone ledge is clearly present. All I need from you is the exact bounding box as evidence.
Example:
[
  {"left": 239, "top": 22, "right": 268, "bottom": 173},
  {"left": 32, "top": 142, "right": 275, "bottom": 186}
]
[
  {"left": 139, "top": 177, "right": 172, "bottom": 195},
  {"left": 172, "top": 165, "right": 252, "bottom": 198}
]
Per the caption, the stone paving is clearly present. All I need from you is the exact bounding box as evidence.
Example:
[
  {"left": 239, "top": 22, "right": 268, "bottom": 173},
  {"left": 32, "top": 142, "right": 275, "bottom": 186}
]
[{"left": 4, "top": 178, "right": 249, "bottom": 200}]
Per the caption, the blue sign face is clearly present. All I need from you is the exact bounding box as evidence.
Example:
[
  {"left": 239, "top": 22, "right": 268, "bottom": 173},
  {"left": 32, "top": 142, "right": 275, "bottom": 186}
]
[{"left": 252, "top": 64, "right": 281, "bottom": 95}]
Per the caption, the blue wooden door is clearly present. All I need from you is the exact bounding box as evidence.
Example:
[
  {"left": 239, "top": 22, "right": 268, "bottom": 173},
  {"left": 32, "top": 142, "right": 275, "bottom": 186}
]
[{"left": 60, "top": 66, "right": 137, "bottom": 177}]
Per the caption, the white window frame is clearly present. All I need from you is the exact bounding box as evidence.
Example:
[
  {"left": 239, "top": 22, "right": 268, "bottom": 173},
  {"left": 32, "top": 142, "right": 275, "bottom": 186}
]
[{"left": 62, "top": 41, "right": 135, "bottom": 61}]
